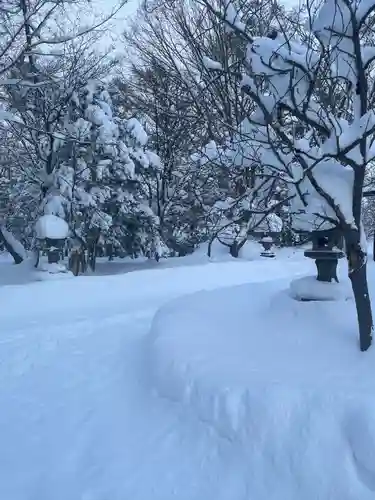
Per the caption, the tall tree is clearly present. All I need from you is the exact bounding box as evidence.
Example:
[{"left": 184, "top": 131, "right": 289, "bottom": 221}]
[
  {"left": 201, "top": 0, "right": 375, "bottom": 350},
  {"left": 0, "top": 0, "right": 127, "bottom": 263}
]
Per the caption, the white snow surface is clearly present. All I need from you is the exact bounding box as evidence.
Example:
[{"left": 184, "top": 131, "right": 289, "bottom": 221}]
[
  {"left": 126, "top": 117, "right": 148, "bottom": 146},
  {"left": 35, "top": 214, "right": 69, "bottom": 239},
  {"left": 149, "top": 268, "right": 375, "bottom": 499},
  {"left": 291, "top": 159, "right": 355, "bottom": 231},
  {"left": 36, "top": 261, "right": 72, "bottom": 277},
  {"left": 0, "top": 249, "right": 311, "bottom": 500}
]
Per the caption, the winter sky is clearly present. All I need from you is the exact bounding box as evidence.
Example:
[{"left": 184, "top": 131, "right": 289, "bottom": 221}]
[
  {"left": 94, "top": 0, "right": 140, "bottom": 38},
  {"left": 90, "top": 0, "right": 300, "bottom": 54}
]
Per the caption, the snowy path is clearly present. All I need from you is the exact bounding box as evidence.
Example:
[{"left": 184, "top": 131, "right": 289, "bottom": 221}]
[{"left": 0, "top": 259, "right": 307, "bottom": 500}]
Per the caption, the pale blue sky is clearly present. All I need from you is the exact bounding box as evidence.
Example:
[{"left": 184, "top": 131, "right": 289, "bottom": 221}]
[
  {"left": 95, "top": 0, "right": 140, "bottom": 31},
  {"left": 88, "top": 0, "right": 140, "bottom": 53}
]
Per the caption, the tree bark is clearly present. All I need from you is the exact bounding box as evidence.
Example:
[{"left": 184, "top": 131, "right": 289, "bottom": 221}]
[
  {"left": 88, "top": 245, "right": 97, "bottom": 271},
  {"left": 230, "top": 238, "right": 247, "bottom": 258},
  {"left": 207, "top": 236, "right": 215, "bottom": 258},
  {"left": 0, "top": 227, "right": 24, "bottom": 264},
  {"left": 349, "top": 260, "right": 373, "bottom": 351},
  {"left": 69, "top": 252, "right": 80, "bottom": 277},
  {"left": 87, "top": 233, "right": 100, "bottom": 271},
  {"left": 69, "top": 248, "right": 86, "bottom": 276},
  {"left": 229, "top": 241, "right": 240, "bottom": 258},
  {"left": 346, "top": 236, "right": 373, "bottom": 351},
  {"left": 34, "top": 249, "right": 40, "bottom": 268}
]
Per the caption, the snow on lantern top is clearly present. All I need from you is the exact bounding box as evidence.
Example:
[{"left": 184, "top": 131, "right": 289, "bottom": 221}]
[{"left": 35, "top": 214, "right": 69, "bottom": 240}]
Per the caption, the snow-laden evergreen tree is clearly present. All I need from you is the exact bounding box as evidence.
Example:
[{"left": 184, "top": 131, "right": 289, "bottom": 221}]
[
  {"left": 62, "top": 80, "right": 165, "bottom": 268},
  {"left": 202, "top": 0, "right": 375, "bottom": 350}
]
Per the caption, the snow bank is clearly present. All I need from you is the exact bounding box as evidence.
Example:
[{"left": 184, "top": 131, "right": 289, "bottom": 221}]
[
  {"left": 0, "top": 253, "right": 314, "bottom": 500},
  {"left": 149, "top": 279, "right": 375, "bottom": 499},
  {"left": 290, "top": 275, "right": 352, "bottom": 301},
  {"left": 0, "top": 258, "right": 37, "bottom": 285},
  {"left": 197, "top": 239, "right": 303, "bottom": 262}
]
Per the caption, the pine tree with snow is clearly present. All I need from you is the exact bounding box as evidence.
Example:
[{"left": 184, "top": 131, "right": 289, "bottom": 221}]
[{"left": 65, "top": 80, "right": 165, "bottom": 267}]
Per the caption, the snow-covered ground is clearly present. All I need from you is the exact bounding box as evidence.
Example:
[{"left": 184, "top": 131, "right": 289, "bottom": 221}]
[
  {"left": 0, "top": 239, "right": 306, "bottom": 285},
  {"left": 0, "top": 245, "right": 310, "bottom": 500},
  {"left": 0, "top": 245, "right": 372, "bottom": 499},
  {"left": 150, "top": 273, "right": 375, "bottom": 499}
]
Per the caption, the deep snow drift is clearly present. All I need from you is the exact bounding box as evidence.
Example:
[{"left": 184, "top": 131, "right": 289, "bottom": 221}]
[
  {"left": 289, "top": 274, "right": 352, "bottom": 300},
  {"left": 149, "top": 268, "right": 375, "bottom": 499}
]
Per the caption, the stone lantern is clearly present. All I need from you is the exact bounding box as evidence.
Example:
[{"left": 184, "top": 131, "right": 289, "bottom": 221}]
[
  {"left": 35, "top": 214, "right": 69, "bottom": 265},
  {"left": 304, "top": 228, "right": 344, "bottom": 282},
  {"left": 249, "top": 213, "right": 283, "bottom": 258},
  {"left": 259, "top": 235, "right": 276, "bottom": 257}
]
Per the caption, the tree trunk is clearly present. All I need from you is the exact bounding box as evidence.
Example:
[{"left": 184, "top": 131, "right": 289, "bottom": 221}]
[
  {"left": 349, "top": 260, "right": 373, "bottom": 351},
  {"left": 88, "top": 238, "right": 99, "bottom": 271},
  {"left": 0, "top": 227, "right": 24, "bottom": 264},
  {"left": 34, "top": 249, "right": 40, "bottom": 268},
  {"left": 230, "top": 238, "right": 247, "bottom": 258},
  {"left": 230, "top": 241, "right": 240, "bottom": 258},
  {"left": 69, "top": 252, "right": 80, "bottom": 277},
  {"left": 88, "top": 247, "right": 97, "bottom": 271},
  {"left": 69, "top": 248, "right": 86, "bottom": 276},
  {"left": 346, "top": 236, "right": 373, "bottom": 351},
  {"left": 207, "top": 236, "right": 215, "bottom": 258}
]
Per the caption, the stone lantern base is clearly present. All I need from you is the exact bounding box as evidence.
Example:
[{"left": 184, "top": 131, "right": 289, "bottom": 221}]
[
  {"left": 48, "top": 247, "right": 60, "bottom": 264},
  {"left": 290, "top": 275, "right": 351, "bottom": 301}
]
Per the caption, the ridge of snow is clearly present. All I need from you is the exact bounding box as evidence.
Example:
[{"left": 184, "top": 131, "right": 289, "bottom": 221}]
[{"left": 148, "top": 275, "right": 375, "bottom": 498}]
